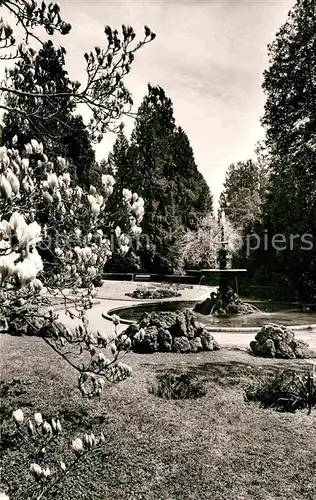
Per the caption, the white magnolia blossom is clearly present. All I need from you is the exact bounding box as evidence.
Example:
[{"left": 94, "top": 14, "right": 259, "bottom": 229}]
[
  {"left": 42, "top": 421, "right": 52, "bottom": 434},
  {"left": 30, "top": 139, "right": 43, "bottom": 154},
  {"left": 30, "top": 463, "right": 42, "bottom": 478},
  {"left": 29, "top": 278, "right": 44, "bottom": 294},
  {"left": 72, "top": 437, "right": 84, "bottom": 454},
  {"left": 47, "top": 172, "right": 58, "bottom": 190},
  {"left": 131, "top": 225, "right": 142, "bottom": 237},
  {"left": 12, "top": 409, "right": 24, "bottom": 424},
  {"left": 42, "top": 466, "right": 51, "bottom": 478},
  {"left": 6, "top": 168, "right": 20, "bottom": 194},
  {"left": 0, "top": 174, "right": 13, "bottom": 199},
  {"left": 122, "top": 188, "right": 132, "bottom": 202},
  {"left": 131, "top": 199, "right": 145, "bottom": 223},
  {"left": 34, "top": 412, "right": 43, "bottom": 426}
]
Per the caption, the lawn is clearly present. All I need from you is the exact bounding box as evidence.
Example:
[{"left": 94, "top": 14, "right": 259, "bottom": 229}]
[{"left": 1, "top": 333, "right": 315, "bottom": 500}]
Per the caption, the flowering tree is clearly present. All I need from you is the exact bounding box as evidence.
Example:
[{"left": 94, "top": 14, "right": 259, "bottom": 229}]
[
  {"left": 0, "top": 0, "right": 151, "bottom": 396},
  {"left": 0, "top": 1, "right": 156, "bottom": 141},
  {"left": 0, "top": 3, "right": 152, "bottom": 499},
  {"left": 0, "top": 136, "right": 146, "bottom": 395}
]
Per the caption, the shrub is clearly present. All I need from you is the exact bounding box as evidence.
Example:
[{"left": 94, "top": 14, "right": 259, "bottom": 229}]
[
  {"left": 245, "top": 367, "right": 316, "bottom": 414},
  {"left": 149, "top": 372, "right": 207, "bottom": 400}
]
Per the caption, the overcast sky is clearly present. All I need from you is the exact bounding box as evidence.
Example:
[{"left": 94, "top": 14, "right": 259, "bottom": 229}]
[{"left": 4, "top": 0, "right": 294, "bottom": 207}]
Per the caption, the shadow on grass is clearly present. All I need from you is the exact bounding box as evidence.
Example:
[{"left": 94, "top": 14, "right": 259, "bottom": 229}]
[
  {"left": 60, "top": 405, "right": 108, "bottom": 431},
  {"left": 151, "top": 359, "right": 312, "bottom": 387},
  {"left": 0, "top": 378, "right": 34, "bottom": 419}
]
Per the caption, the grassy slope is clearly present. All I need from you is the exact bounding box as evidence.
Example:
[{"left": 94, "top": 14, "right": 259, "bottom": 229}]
[{"left": 1, "top": 334, "right": 315, "bottom": 500}]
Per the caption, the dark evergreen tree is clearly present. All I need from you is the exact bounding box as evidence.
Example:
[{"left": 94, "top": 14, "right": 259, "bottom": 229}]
[
  {"left": 106, "top": 84, "right": 213, "bottom": 272},
  {"left": 259, "top": 0, "right": 316, "bottom": 299}
]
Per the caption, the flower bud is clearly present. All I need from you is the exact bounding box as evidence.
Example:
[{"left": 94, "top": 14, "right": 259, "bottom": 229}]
[
  {"left": 42, "top": 466, "right": 51, "bottom": 478},
  {"left": 72, "top": 437, "right": 84, "bottom": 454},
  {"left": 47, "top": 173, "right": 58, "bottom": 190},
  {"left": 42, "top": 421, "right": 52, "bottom": 434},
  {"left": 91, "top": 203, "right": 100, "bottom": 217},
  {"left": 0, "top": 175, "right": 13, "bottom": 200},
  {"left": 51, "top": 418, "right": 57, "bottom": 433},
  {"left": 110, "top": 344, "right": 117, "bottom": 356},
  {"left": 111, "top": 314, "right": 120, "bottom": 326},
  {"left": 28, "top": 420, "right": 34, "bottom": 435},
  {"left": 12, "top": 409, "right": 24, "bottom": 424},
  {"left": 30, "top": 463, "right": 42, "bottom": 479},
  {"left": 6, "top": 169, "right": 20, "bottom": 195}
]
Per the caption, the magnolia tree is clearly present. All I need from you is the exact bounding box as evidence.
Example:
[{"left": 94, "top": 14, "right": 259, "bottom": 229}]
[
  {"left": 0, "top": 3, "right": 154, "bottom": 497},
  {"left": 0, "top": 0, "right": 150, "bottom": 397},
  {"left": 0, "top": 142, "right": 147, "bottom": 500},
  {"left": 0, "top": 136, "right": 146, "bottom": 396}
]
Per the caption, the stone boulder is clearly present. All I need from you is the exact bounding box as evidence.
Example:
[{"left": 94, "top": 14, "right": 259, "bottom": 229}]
[
  {"left": 189, "top": 337, "right": 203, "bottom": 352},
  {"left": 157, "top": 328, "right": 173, "bottom": 352},
  {"left": 173, "top": 336, "right": 191, "bottom": 353},
  {"left": 129, "top": 309, "right": 220, "bottom": 354},
  {"left": 251, "top": 338, "right": 276, "bottom": 358},
  {"left": 291, "top": 339, "right": 312, "bottom": 359},
  {"left": 250, "top": 323, "right": 313, "bottom": 359},
  {"left": 199, "top": 329, "right": 215, "bottom": 351},
  {"left": 144, "top": 311, "right": 178, "bottom": 331}
]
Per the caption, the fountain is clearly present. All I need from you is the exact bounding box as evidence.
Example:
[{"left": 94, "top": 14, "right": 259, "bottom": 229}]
[
  {"left": 102, "top": 212, "right": 316, "bottom": 338},
  {"left": 192, "top": 212, "right": 260, "bottom": 316}
]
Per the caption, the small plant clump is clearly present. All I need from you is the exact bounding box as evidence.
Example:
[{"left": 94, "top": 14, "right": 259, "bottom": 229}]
[
  {"left": 125, "top": 284, "right": 182, "bottom": 300},
  {"left": 245, "top": 367, "right": 316, "bottom": 414},
  {"left": 149, "top": 372, "right": 207, "bottom": 400}
]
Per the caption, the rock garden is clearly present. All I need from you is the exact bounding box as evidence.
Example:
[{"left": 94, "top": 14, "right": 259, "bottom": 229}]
[
  {"left": 250, "top": 323, "right": 313, "bottom": 359},
  {"left": 123, "top": 309, "right": 220, "bottom": 353}
]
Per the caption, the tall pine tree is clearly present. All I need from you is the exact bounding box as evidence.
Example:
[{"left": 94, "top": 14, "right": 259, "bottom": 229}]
[{"left": 107, "top": 84, "right": 213, "bottom": 272}]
